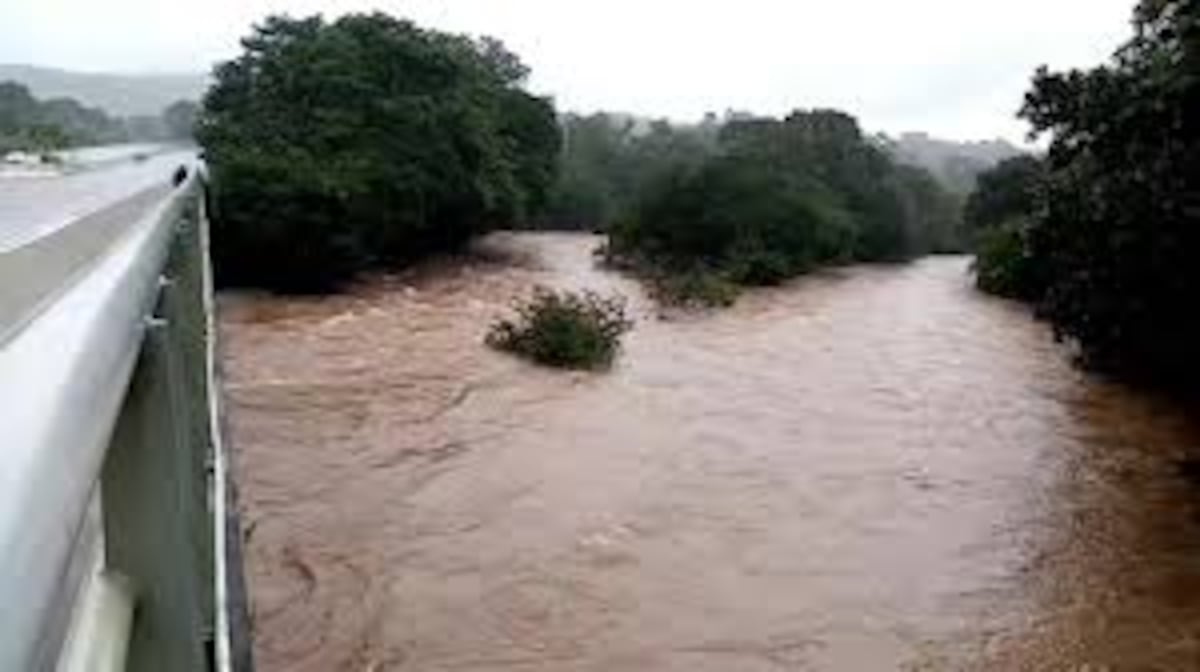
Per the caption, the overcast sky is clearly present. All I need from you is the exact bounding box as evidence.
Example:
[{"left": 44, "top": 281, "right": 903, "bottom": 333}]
[{"left": 1, "top": 0, "right": 1135, "bottom": 142}]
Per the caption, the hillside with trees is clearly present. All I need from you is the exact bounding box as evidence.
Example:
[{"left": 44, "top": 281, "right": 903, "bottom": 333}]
[
  {"left": 0, "top": 64, "right": 206, "bottom": 118},
  {"left": 1, "top": 79, "right": 201, "bottom": 155}
]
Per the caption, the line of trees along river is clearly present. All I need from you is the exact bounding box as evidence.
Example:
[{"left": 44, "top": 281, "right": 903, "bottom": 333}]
[
  {"left": 969, "top": 0, "right": 1199, "bottom": 392},
  {"left": 200, "top": 14, "right": 960, "bottom": 292},
  {"left": 0, "top": 81, "right": 199, "bottom": 155},
  {"left": 199, "top": 0, "right": 1198, "bottom": 393}
]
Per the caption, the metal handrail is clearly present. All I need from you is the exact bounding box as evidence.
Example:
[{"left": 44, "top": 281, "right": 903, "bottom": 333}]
[{"left": 200, "top": 181, "right": 237, "bottom": 672}]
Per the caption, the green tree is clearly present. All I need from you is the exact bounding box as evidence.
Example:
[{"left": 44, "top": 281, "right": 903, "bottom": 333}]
[
  {"left": 540, "top": 113, "right": 716, "bottom": 231},
  {"left": 965, "top": 156, "right": 1044, "bottom": 299},
  {"left": 496, "top": 91, "right": 560, "bottom": 217},
  {"left": 716, "top": 110, "right": 945, "bottom": 261},
  {"left": 608, "top": 108, "right": 957, "bottom": 301},
  {"left": 963, "top": 155, "right": 1042, "bottom": 233},
  {"left": 0, "top": 82, "right": 40, "bottom": 144},
  {"left": 1016, "top": 0, "right": 1200, "bottom": 386},
  {"left": 971, "top": 219, "right": 1041, "bottom": 300},
  {"left": 544, "top": 113, "right": 637, "bottom": 230},
  {"left": 25, "top": 124, "right": 70, "bottom": 155},
  {"left": 199, "top": 13, "right": 559, "bottom": 292}
]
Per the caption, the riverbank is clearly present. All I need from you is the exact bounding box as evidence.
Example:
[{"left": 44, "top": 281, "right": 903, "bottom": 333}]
[{"left": 221, "top": 232, "right": 1200, "bottom": 671}]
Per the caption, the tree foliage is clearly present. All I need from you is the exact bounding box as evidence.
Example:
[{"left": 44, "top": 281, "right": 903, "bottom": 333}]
[
  {"left": 538, "top": 113, "right": 717, "bottom": 230},
  {"left": 1013, "top": 0, "right": 1200, "bottom": 385},
  {"left": 965, "top": 157, "right": 1045, "bottom": 299},
  {"left": 971, "top": 219, "right": 1042, "bottom": 300},
  {"left": 606, "top": 110, "right": 961, "bottom": 295},
  {"left": 0, "top": 81, "right": 125, "bottom": 153},
  {"left": 963, "top": 155, "right": 1043, "bottom": 233},
  {"left": 198, "top": 13, "right": 560, "bottom": 292},
  {"left": 0, "top": 80, "right": 208, "bottom": 153}
]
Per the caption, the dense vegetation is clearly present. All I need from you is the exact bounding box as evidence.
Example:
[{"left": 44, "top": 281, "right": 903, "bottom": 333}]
[
  {"left": 965, "top": 156, "right": 1044, "bottom": 299},
  {"left": 487, "top": 288, "right": 633, "bottom": 369},
  {"left": 541, "top": 115, "right": 969, "bottom": 253},
  {"left": 198, "top": 14, "right": 560, "bottom": 292},
  {"left": 602, "top": 110, "right": 961, "bottom": 301},
  {"left": 0, "top": 65, "right": 207, "bottom": 119},
  {"left": 0, "top": 81, "right": 123, "bottom": 153},
  {"left": 963, "top": 156, "right": 1043, "bottom": 234},
  {"left": 0, "top": 81, "right": 198, "bottom": 155},
  {"left": 191, "top": 14, "right": 970, "bottom": 300},
  {"left": 970, "top": 0, "right": 1199, "bottom": 389},
  {"left": 972, "top": 220, "right": 1041, "bottom": 300},
  {"left": 538, "top": 113, "right": 718, "bottom": 231}
]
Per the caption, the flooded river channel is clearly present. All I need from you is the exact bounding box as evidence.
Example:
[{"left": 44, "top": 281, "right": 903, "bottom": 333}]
[{"left": 221, "top": 233, "right": 1200, "bottom": 671}]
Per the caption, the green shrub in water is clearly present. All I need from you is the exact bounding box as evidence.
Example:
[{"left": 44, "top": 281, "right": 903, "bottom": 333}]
[{"left": 487, "top": 288, "right": 633, "bottom": 369}]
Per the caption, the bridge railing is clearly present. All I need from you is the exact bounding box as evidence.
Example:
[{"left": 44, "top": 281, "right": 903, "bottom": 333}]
[{"left": 0, "top": 171, "right": 253, "bottom": 672}]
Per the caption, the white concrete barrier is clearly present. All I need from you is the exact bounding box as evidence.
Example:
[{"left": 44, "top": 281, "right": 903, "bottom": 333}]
[{"left": 0, "top": 170, "right": 248, "bottom": 671}]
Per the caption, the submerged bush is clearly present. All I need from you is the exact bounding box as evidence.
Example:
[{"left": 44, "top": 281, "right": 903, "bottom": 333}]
[
  {"left": 597, "top": 243, "right": 739, "bottom": 308},
  {"left": 650, "top": 268, "right": 740, "bottom": 307},
  {"left": 487, "top": 288, "right": 633, "bottom": 369}
]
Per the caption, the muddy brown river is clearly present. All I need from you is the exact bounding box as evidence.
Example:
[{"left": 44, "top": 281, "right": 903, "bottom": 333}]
[{"left": 221, "top": 233, "right": 1200, "bottom": 671}]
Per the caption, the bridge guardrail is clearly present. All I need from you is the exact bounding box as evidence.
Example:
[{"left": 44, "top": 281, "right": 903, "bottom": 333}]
[{"left": 0, "top": 170, "right": 252, "bottom": 671}]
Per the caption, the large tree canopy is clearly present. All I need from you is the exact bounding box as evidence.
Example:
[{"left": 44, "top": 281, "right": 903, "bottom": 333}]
[
  {"left": 198, "top": 13, "right": 560, "bottom": 291},
  {"left": 1012, "top": 0, "right": 1199, "bottom": 385}
]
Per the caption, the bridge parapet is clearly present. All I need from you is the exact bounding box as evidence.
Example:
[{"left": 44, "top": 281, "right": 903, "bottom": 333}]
[{"left": 0, "top": 173, "right": 252, "bottom": 672}]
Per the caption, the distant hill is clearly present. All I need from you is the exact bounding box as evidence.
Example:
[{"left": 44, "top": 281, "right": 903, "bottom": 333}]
[
  {"left": 880, "top": 132, "right": 1026, "bottom": 195},
  {"left": 0, "top": 64, "right": 208, "bottom": 117}
]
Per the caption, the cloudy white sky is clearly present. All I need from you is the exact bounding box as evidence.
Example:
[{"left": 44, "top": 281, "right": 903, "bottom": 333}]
[{"left": 1, "top": 0, "right": 1135, "bottom": 142}]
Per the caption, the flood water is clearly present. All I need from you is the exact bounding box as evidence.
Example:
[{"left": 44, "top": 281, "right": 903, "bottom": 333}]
[{"left": 221, "top": 233, "right": 1200, "bottom": 671}]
